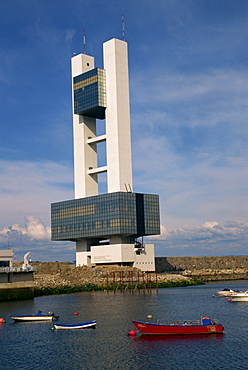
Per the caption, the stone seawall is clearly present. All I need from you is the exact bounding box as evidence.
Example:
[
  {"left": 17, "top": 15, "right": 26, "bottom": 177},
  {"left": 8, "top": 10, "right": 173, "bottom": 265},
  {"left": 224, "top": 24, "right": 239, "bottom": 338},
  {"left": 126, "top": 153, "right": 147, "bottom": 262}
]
[
  {"left": 0, "top": 282, "right": 34, "bottom": 301},
  {"left": 182, "top": 268, "right": 248, "bottom": 282},
  {"left": 155, "top": 256, "right": 248, "bottom": 272},
  {"left": 0, "top": 270, "right": 35, "bottom": 301}
]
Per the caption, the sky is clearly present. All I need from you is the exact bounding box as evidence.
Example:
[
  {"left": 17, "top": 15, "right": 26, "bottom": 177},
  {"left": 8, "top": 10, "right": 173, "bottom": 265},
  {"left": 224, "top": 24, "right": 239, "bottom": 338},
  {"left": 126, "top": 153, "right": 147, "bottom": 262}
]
[{"left": 0, "top": 0, "right": 247, "bottom": 262}]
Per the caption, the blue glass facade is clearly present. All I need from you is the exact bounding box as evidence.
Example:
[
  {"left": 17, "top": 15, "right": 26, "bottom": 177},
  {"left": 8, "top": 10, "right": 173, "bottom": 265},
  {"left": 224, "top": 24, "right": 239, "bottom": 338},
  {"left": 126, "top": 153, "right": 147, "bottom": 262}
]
[
  {"left": 73, "top": 68, "right": 106, "bottom": 119},
  {"left": 51, "top": 192, "right": 160, "bottom": 241}
]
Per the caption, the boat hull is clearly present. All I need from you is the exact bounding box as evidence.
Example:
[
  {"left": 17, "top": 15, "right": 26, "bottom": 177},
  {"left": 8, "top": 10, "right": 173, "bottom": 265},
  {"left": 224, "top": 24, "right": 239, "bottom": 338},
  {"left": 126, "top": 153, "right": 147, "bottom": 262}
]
[
  {"left": 53, "top": 320, "right": 97, "bottom": 330},
  {"left": 217, "top": 292, "right": 241, "bottom": 297},
  {"left": 131, "top": 321, "right": 224, "bottom": 335},
  {"left": 10, "top": 315, "right": 56, "bottom": 322},
  {"left": 230, "top": 291, "right": 248, "bottom": 299},
  {"left": 232, "top": 297, "right": 248, "bottom": 302}
]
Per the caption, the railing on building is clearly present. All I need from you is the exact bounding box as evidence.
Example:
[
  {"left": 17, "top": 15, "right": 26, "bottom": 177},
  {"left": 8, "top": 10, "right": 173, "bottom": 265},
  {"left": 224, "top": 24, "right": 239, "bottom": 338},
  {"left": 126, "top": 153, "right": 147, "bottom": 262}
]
[{"left": 0, "top": 267, "right": 36, "bottom": 273}]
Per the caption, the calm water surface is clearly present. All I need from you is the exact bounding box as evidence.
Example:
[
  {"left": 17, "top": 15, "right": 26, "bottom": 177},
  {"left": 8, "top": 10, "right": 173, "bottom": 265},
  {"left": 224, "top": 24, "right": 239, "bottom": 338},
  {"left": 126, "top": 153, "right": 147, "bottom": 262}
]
[{"left": 1, "top": 280, "right": 248, "bottom": 369}]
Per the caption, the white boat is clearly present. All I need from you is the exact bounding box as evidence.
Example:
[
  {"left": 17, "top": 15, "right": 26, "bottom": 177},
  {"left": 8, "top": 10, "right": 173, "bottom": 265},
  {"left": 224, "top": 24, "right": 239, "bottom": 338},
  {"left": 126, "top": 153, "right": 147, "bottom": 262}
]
[
  {"left": 10, "top": 311, "right": 59, "bottom": 322},
  {"left": 52, "top": 320, "right": 97, "bottom": 330},
  {"left": 232, "top": 297, "right": 248, "bottom": 302},
  {"left": 216, "top": 288, "right": 243, "bottom": 297}
]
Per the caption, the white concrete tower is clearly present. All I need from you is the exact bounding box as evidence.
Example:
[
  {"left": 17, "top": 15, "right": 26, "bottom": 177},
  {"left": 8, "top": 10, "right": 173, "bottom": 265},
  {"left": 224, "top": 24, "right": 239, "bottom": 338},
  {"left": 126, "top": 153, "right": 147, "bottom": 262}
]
[{"left": 104, "top": 38, "right": 133, "bottom": 193}]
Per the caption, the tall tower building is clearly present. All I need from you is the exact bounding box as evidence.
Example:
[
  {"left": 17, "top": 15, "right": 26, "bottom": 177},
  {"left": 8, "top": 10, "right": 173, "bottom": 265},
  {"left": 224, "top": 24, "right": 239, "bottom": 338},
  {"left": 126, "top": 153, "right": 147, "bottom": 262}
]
[{"left": 51, "top": 38, "right": 160, "bottom": 271}]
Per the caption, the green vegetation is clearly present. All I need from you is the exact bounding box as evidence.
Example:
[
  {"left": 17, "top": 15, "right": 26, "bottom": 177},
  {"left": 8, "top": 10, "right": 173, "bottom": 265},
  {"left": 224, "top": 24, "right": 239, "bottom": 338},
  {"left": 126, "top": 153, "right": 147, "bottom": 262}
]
[
  {"left": 34, "top": 284, "right": 103, "bottom": 296},
  {"left": 34, "top": 279, "right": 202, "bottom": 297},
  {"left": 156, "top": 279, "right": 203, "bottom": 288}
]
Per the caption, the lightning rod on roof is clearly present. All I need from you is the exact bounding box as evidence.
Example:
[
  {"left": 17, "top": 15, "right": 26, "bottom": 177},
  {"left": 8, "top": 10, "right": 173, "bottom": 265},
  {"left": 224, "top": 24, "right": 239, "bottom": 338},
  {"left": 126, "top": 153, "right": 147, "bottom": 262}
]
[
  {"left": 122, "top": 14, "right": 125, "bottom": 41},
  {"left": 82, "top": 28, "right": 86, "bottom": 54}
]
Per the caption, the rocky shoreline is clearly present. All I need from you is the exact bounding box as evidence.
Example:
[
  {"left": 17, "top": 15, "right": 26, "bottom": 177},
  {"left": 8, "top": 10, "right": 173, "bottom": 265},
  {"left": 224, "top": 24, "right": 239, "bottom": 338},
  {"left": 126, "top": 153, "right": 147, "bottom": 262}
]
[
  {"left": 33, "top": 265, "right": 200, "bottom": 295},
  {"left": 32, "top": 265, "right": 248, "bottom": 296},
  {"left": 182, "top": 267, "right": 248, "bottom": 282}
]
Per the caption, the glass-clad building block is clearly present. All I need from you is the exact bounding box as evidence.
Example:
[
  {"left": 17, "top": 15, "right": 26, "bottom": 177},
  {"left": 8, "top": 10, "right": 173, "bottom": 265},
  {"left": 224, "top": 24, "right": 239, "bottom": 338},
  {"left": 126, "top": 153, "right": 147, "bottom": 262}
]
[
  {"left": 51, "top": 192, "right": 160, "bottom": 241},
  {"left": 74, "top": 68, "right": 106, "bottom": 119}
]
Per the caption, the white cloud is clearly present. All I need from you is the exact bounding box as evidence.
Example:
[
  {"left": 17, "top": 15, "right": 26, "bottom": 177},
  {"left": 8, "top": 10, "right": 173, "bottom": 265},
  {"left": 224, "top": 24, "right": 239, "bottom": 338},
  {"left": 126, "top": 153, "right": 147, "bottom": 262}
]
[
  {"left": 65, "top": 28, "right": 76, "bottom": 43},
  {"left": 24, "top": 23, "right": 76, "bottom": 67},
  {"left": 25, "top": 215, "right": 51, "bottom": 240},
  {"left": 148, "top": 220, "right": 248, "bottom": 257},
  {"left": 132, "top": 128, "right": 247, "bottom": 223},
  {"left": 0, "top": 215, "right": 75, "bottom": 262},
  {"left": 0, "top": 215, "right": 50, "bottom": 243},
  {"left": 0, "top": 159, "right": 73, "bottom": 229},
  {"left": 131, "top": 68, "right": 248, "bottom": 130}
]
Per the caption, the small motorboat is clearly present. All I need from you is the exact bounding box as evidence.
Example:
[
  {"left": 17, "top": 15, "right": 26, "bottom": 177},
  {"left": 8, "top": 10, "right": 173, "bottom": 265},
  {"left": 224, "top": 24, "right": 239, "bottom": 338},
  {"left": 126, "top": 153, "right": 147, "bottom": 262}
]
[
  {"left": 52, "top": 320, "right": 97, "bottom": 330},
  {"left": 216, "top": 288, "right": 242, "bottom": 297},
  {"left": 10, "top": 311, "right": 59, "bottom": 322},
  {"left": 131, "top": 317, "right": 224, "bottom": 335}
]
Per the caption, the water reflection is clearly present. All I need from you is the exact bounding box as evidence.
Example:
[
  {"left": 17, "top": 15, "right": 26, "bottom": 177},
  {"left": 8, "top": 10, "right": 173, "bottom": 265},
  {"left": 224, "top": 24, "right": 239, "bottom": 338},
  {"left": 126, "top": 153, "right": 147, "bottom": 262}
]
[
  {"left": 0, "top": 281, "right": 248, "bottom": 370},
  {"left": 134, "top": 333, "right": 224, "bottom": 343}
]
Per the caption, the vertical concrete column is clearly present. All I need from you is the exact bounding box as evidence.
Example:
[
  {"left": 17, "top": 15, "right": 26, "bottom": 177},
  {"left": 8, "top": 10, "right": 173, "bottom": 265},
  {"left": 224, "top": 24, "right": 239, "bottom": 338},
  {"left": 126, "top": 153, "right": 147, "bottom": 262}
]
[{"left": 103, "top": 38, "right": 133, "bottom": 193}]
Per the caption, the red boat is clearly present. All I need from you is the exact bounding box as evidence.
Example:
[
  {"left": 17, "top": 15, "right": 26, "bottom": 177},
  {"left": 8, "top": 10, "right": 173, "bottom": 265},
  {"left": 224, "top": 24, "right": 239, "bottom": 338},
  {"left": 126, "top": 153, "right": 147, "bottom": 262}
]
[{"left": 131, "top": 317, "right": 224, "bottom": 335}]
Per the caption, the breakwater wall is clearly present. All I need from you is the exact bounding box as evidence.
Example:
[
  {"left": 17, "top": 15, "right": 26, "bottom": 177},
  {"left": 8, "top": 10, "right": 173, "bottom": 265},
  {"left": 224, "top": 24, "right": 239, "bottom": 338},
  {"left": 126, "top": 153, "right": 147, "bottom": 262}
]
[
  {"left": 155, "top": 256, "right": 248, "bottom": 272},
  {"left": 0, "top": 270, "right": 34, "bottom": 301},
  {"left": 0, "top": 282, "right": 34, "bottom": 301}
]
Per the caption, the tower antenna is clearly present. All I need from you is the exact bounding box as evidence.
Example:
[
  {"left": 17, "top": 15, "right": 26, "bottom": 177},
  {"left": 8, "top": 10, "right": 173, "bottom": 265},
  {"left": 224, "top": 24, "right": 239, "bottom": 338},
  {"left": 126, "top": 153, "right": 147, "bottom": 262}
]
[
  {"left": 122, "top": 14, "right": 125, "bottom": 41},
  {"left": 82, "top": 28, "right": 86, "bottom": 54}
]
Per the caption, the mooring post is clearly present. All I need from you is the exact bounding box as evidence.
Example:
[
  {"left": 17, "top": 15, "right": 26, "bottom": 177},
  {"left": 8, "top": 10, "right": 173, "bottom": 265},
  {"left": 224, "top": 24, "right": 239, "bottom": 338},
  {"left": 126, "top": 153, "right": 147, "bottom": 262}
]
[
  {"left": 131, "top": 271, "right": 134, "bottom": 294},
  {"left": 142, "top": 272, "right": 145, "bottom": 294},
  {"left": 120, "top": 271, "right": 122, "bottom": 292},
  {"left": 156, "top": 272, "right": 158, "bottom": 293},
  {"left": 137, "top": 271, "right": 140, "bottom": 293},
  {"left": 113, "top": 271, "right": 116, "bottom": 294},
  {"left": 147, "top": 272, "right": 151, "bottom": 293}
]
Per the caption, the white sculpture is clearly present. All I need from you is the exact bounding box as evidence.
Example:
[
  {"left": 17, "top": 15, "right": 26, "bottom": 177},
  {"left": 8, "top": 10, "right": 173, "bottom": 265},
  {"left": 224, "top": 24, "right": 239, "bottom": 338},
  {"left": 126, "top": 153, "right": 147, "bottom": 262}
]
[{"left": 22, "top": 252, "right": 31, "bottom": 270}]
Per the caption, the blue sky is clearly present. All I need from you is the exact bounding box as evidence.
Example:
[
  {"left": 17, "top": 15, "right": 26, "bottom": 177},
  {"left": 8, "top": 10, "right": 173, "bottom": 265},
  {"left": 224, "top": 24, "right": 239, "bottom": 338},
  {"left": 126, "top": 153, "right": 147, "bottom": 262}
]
[{"left": 0, "top": 0, "right": 247, "bottom": 262}]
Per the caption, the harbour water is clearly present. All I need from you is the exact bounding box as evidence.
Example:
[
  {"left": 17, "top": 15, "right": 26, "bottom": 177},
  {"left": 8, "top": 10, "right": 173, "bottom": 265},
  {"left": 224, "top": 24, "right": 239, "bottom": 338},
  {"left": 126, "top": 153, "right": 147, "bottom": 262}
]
[{"left": 1, "top": 280, "right": 248, "bottom": 369}]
